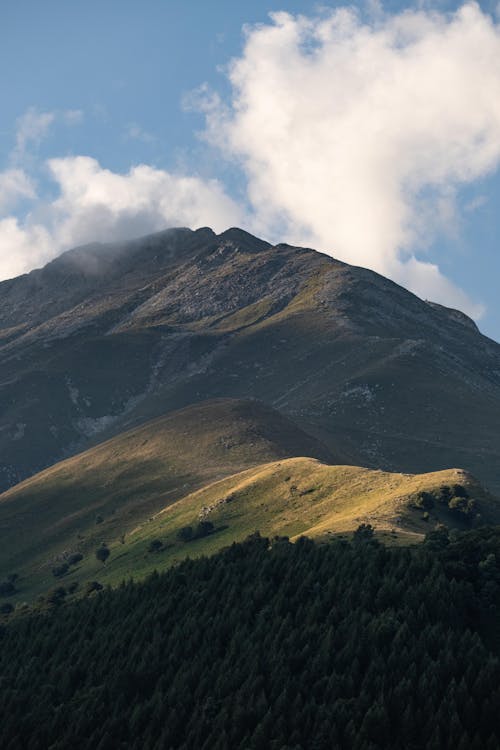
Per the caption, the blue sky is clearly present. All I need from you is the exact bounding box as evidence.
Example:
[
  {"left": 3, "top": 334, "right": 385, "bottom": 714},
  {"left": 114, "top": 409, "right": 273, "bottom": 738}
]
[
  {"left": 0, "top": 1, "right": 311, "bottom": 176},
  {"left": 2, "top": 0, "right": 500, "bottom": 341}
]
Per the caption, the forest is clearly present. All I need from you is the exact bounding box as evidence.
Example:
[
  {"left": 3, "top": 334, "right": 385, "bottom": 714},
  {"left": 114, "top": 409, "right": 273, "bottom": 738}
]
[{"left": 0, "top": 526, "right": 499, "bottom": 750}]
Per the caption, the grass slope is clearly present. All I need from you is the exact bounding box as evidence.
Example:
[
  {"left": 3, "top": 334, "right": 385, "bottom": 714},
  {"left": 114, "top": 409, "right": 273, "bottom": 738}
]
[
  {"left": 5, "top": 450, "right": 498, "bottom": 604},
  {"left": 0, "top": 398, "right": 332, "bottom": 598},
  {"left": 89, "top": 457, "right": 496, "bottom": 587}
]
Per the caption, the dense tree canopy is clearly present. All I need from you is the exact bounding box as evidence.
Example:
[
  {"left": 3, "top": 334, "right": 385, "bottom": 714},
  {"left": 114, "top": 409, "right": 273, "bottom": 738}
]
[{"left": 0, "top": 528, "right": 499, "bottom": 749}]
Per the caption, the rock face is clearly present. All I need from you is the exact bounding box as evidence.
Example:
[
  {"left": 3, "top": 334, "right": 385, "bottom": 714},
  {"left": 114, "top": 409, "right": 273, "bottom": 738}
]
[{"left": 1, "top": 226, "right": 500, "bottom": 494}]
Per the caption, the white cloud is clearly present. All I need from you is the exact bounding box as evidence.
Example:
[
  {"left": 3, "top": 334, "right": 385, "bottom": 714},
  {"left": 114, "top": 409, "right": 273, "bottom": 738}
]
[
  {"left": 0, "top": 217, "right": 52, "bottom": 281},
  {"left": 395, "top": 256, "right": 483, "bottom": 314},
  {"left": 0, "top": 156, "right": 244, "bottom": 281},
  {"left": 203, "top": 2, "right": 500, "bottom": 318},
  {"left": 0, "top": 169, "right": 36, "bottom": 212},
  {"left": 11, "top": 107, "right": 83, "bottom": 165},
  {"left": 13, "top": 107, "right": 55, "bottom": 162},
  {"left": 46, "top": 156, "right": 244, "bottom": 247}
]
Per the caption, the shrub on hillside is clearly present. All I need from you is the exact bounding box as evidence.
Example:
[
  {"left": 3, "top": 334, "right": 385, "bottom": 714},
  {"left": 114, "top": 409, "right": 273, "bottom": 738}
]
[
  {"left": 448, "top": 495, "right": 476, "bottom": 518},
  {"left": 67, "top": 553, "right": 83, "bottom": 566},
  {"left": 353, "top": 523, "right": 375, "bottom": 542},
  {"left": 196, "top": 520, "right": 214, "bottom": 537},
  {"left": 52, "top": 563, "right": 69, "bottom": 578},
  {"left": 148, "top": 539, "right": 163, "bottom": 553},
  {"left": 46, "top": 587, "right": 67, "bottom": 606},
  {"left": 177, "top": 521, "right": 215, "bottom": 543},
  {"left": 424, "top": 525, "right": 450, "bottom": 550},
  {"left": 412, "top": 491, "right": 435, "bottom": 510},
  {"left": 95, "top": 546, "right": 110, "bottom": 564},
  {"left": 84, "top": 581, "right": 103, "bottom": 596},
  {"left": 177, "top": 526, "right": 194, "bottom": 542}
]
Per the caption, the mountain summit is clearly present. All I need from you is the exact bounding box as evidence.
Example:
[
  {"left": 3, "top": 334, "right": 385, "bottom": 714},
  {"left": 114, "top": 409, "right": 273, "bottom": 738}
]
[{"left": 1, "top": 227, "right": 499, "bottom": 494}]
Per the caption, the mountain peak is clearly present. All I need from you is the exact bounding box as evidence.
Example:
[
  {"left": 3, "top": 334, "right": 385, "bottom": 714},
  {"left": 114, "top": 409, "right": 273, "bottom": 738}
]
[
  {"left": 216, "top": 227, "right": 271, "bottom": 252},
  {"left": 1, "top": 225, "right": 500, "bottom": 499}
]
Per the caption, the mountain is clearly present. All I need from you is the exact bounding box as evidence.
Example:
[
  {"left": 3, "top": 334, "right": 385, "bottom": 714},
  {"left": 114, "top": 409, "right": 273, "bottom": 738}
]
[{"left": 1, "top": 225, "right": 500, "bottom": 500}]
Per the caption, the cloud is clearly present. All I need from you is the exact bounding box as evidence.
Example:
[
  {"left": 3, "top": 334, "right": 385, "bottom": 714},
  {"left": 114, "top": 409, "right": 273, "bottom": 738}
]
[
  {"left": 0, "top": 156, "right": 243, "bottom": 281},
  {"left": 202, "top": 2, "right": 500, "bottom": 318},
  {"left": 0, "top": 169, "right": 36, "bottom": 212},
  {"left": 11, "top": 106, "right": 83, "bottom": 164},
  {"left": 13, "top": 107, "right": 55, "bottom": 162},
  {"left": 0, "top": 217, "right": 52, "bottom": 281},
  {"left": 0, "top": 104, "right": 243, "bottom": 281}
]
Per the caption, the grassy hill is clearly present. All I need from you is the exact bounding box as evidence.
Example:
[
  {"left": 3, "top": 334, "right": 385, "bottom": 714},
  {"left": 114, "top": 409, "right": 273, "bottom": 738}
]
[
  {"left": 2, "top": 415, "right": 497, "bottom": 603},
  {"left": 0, "top": 398, "right": 333, "bottom": 598},
  {"left": 72, "top": 458, "right": 496, "bottom": 589}
]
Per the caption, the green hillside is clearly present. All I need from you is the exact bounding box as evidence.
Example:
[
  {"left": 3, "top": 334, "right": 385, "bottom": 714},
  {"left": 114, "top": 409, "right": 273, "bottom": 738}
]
[
  {"left": 0, "top": 398, "right": 332, "bottom": 599},
  {"left": 58, "top": 457, "right": 495, "bottom": 591},
  {"left": 2, "top": 422, "right": 497, "bottom": 604}
]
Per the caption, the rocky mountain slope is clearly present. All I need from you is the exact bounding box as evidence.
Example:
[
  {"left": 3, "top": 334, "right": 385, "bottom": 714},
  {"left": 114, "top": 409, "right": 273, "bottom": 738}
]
[{"left": 1, "top": 226, "right": 500, "bottom": 495}]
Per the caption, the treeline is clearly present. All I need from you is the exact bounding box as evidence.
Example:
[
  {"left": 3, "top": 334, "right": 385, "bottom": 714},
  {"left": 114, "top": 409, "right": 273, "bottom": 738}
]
[{"left": 0, "top": 527, "right": 499, "bottom": 749}]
